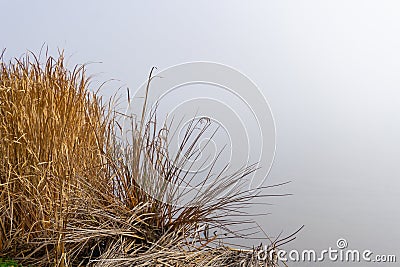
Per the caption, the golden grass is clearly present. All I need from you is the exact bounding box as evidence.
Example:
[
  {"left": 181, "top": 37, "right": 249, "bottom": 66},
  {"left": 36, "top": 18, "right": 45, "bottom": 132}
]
[{"left": 0, "top": 51, "right": 286, "bottom": 266}]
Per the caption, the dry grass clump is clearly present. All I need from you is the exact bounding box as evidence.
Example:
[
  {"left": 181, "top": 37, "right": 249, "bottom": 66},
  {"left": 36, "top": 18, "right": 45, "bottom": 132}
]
[
  {"left": 0, "top": 51, "right": 285, "bottom": 266},
  {"left": 0, "top": 51, "right": 112, "bottom": 265}
]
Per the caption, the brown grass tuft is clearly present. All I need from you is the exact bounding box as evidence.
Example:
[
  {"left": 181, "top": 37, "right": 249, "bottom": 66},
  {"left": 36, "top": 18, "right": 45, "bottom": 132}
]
[{"left": 0, "top": 51, "right": 286, "bottom": 266}]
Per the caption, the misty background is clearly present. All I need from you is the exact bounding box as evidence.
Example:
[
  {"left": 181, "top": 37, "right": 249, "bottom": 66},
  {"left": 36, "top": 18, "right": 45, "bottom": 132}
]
[{"left": 3, "top": 1, "right": 400, "bottom": 265}]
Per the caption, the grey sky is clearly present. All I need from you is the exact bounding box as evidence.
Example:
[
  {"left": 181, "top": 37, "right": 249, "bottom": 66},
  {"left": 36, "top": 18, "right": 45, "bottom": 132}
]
[{"left": 3, "top": 1, "right": 400, "bottom": 265}]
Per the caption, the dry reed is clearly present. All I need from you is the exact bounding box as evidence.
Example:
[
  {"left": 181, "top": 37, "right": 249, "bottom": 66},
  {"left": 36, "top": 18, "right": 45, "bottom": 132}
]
[{"left": 0, "top": 51, "right": 290, "bottom": 266}]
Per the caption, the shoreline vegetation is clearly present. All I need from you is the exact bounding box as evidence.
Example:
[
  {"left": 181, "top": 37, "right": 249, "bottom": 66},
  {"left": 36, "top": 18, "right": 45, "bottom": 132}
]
[{"left": 0, "top": 50, "right": 294, "bottom": 266}]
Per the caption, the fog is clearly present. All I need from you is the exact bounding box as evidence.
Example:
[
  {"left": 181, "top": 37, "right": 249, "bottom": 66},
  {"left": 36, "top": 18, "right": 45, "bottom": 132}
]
[{"left": 3, "top": 1, "right": 400, "bottom": 265}]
